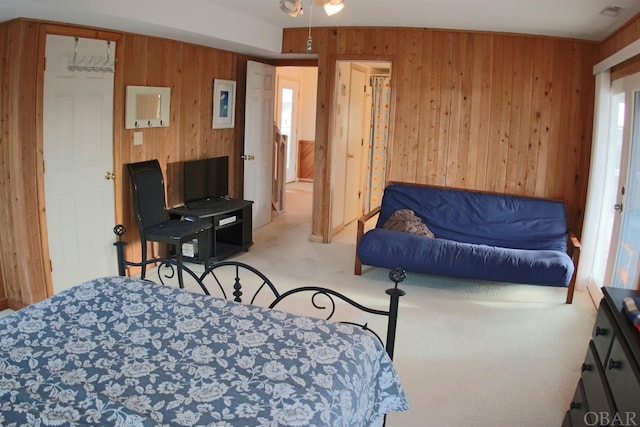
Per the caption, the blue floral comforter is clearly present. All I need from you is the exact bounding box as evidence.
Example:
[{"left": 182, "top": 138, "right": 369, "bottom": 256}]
[{"left": 0, "top": 276, "right": 408, "bottom": 426}]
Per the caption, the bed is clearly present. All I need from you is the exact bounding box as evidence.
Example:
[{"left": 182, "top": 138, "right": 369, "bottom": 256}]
[{"left": 0, "top": 227, "right": 409, "bottom": 426}]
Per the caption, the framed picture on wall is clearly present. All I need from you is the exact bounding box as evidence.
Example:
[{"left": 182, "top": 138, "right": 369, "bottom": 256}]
[{"left": 212, "top": 79, "right": 236, "bottom": 129}]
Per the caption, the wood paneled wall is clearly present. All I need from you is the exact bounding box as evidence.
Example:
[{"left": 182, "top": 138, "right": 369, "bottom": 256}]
[
  {"left": 0, "top": 19, "right": 252, "bottom": 307},
  {"left": 116, "top": 33, "right": 250, "bottom": 266},
  {"left": 283, "top": 27, "right": 598, "bottom": 240},
  {"left": 599, "top": 12, "right": 640, "bottom": 61},
  {"left": 599, "top": 12, "right": 640, "bottom": 84},
  {"left": 0, "top": 19, "right": 630, "bottom": 307},
  {"left": 0, "top": 20, "right": 47, "bottom": 308},
  {"left": 118, "top": 34, "right": 243, "bottom": 203}
]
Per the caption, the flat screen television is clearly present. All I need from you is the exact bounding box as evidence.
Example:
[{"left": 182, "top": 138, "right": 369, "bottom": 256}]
[{"left": 183, "top": 156, "right": 229, "bottom": 204}]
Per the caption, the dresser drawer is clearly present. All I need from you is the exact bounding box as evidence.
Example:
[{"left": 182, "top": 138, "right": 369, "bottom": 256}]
[
  {"left": 592, "top": 303, "right": 615, "bottom": 367},
  {"left": 605, "top": 336, "right": 640, "bottom": 415},
  {"left": 567, "top": 379, "right": 588, "bottom": 427},
  {"left": 581, "top": 341, "right": 616, "bottom": 416}
]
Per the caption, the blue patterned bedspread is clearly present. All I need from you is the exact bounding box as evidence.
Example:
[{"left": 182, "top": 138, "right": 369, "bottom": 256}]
[{"left": 0, "top": 276, "right": 408, "bottom": 426}]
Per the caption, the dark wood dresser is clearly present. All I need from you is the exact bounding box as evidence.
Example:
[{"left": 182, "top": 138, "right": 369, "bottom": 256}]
[{"left": 563, "top": 287, "right": 640, "bottom": 427}]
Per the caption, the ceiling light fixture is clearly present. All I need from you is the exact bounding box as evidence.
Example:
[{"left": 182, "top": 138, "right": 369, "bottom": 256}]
[
  {"left": 280, "top": 0, "right": 344, "bottom": 18},
  {"left": 320, "top": 0, "right": 344, "bottom": 16},
  {"left": 279, "top": 0, "right": 344, "bottom": 53},
  {"left": 280, "top": 0, "right": 303, "bottom": 17}
]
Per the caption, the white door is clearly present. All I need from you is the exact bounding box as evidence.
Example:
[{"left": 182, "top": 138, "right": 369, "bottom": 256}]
[
  {"left": 244, "top": 60, "right": 275, "bottom": 229},
  {"left": 44, "top": 34, "right": 117, "bottom": 293},
  {"left": 610, "top": 93, "right": 640, "bottom": 289},
  {"left": 344, "top": 65, "right": 367, "bottom": 224},
  {"left": 605, "top": 86, "right": 640, "bottom": 289},
  {"left": 277, "top": 78, "right": 300, "bottom": 183},
  {"left": 590, "top": 91, "right": 625, "bottom": 288}
]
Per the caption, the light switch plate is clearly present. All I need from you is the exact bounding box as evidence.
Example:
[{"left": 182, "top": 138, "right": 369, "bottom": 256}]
[{"left": 133, "top": 131, "right": 143, "bottom": 146}]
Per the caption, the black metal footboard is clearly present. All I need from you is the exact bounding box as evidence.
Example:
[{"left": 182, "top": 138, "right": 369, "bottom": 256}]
[{"left": 113, "top": 224, "right": 406, "bottom": 359}]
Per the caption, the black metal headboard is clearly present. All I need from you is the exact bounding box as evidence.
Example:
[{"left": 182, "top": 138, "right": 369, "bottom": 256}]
[{"left": 113, "top": 225, "right": 406, "bottom": 359}]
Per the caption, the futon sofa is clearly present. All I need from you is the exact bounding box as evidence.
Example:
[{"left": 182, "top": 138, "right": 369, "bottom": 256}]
[{"left": 355, "top": 183, "right": 581, "bottom": 303}]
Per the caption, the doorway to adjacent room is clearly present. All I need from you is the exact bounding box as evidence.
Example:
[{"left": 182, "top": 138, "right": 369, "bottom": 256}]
[
  {"left": 588, "top": 72, "right": 640, "bottom": 295},
  {"left": 330, "top": 60, "right": 392, "bottom": 237}
]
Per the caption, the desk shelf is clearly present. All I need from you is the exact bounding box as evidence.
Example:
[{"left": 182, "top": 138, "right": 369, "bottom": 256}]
[{"left": 170, "top": 198, "right": 253, "bottom": 262}]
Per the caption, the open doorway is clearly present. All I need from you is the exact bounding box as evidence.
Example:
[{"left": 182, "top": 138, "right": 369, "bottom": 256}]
[
  {"left": 596, "top": 74, "right": 640, "bottom": 292},
  {"left": 272, "top": 62, "right": 392, "bottom": 241},
  {"left": 274, "top": 66, "right": 318, "bottom": 217},
  {"left": 330, "top": 61, "right": 392, "bottom": 237}
]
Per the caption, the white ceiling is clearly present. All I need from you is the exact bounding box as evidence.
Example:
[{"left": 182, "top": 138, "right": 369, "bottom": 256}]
[
  {"left": 209, "top": 0, "right": 640, "bottom": 40},
  {"left": 2, "top": 0, "right": 640, "bottom": 58}
]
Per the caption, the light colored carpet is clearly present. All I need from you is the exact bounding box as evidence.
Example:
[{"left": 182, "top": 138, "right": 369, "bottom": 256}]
[
  {"left": 0, "top": 181, "right": 596, "bottom": 426},
  {"left": 222, "top": 181, "right": 597, "bottom": 427}
]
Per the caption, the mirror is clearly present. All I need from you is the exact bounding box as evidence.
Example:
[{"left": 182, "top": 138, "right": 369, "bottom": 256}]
[
  {"left": 136, "top": 94, "right": 161, "bottom": 121},
  {"left": 125, "top": 86, "right": 171, "bottom": 129}
]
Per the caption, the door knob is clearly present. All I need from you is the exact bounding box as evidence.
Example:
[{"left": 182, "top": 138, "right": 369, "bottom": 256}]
[
  {"left": 105, "top": 171, "right": 116, "bottom": 180},
  {"left": 241, "top": 155, "right": 255, "bottom": 161}
]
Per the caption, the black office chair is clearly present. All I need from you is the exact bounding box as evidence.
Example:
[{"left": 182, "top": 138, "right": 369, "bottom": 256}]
[{"left": 127, "top": 159, "right": 212, "bottom": 288}]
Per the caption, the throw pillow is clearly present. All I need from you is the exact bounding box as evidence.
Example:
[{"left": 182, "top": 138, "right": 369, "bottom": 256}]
[{"left": 383, "top": 209, "right": 434, "bottom": 238}]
